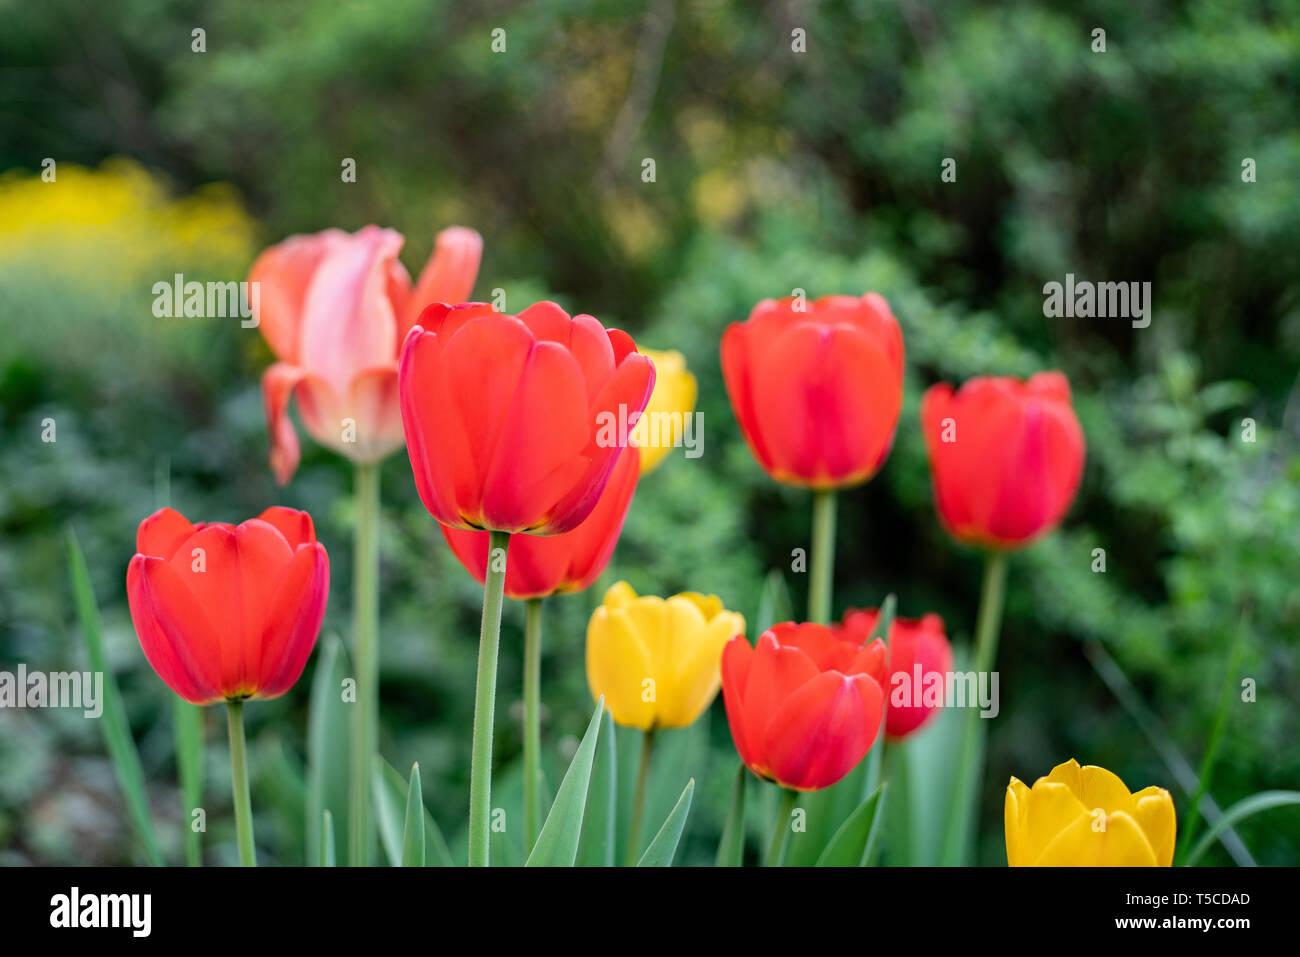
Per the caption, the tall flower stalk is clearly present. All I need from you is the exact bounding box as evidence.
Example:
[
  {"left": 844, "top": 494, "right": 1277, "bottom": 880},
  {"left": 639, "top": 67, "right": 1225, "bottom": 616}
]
[
  {"left": 522, "top": 596, "right": 544, "bottom": 852},
  {"left": 349, "top": 462, "right": 381, "bottom": 866},
  {"left": 468, "top": 531, "right": 510, "bottom": 866}
]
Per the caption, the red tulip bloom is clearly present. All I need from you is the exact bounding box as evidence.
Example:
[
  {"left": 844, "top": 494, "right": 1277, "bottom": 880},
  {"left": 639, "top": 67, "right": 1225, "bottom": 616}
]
[
  {"left": 721, "top": 293, "right": 904, "bottom": 488},
  {"left": 399, "top": 301, "right": 655, "bottom": 534},
  {"left": 721, "top": 623, "right": 886, "bottom": 791},
  {"left": 834, "top": 609, "right": 954, "bottom": 739},
  {"left": 126, "top": 507, "right": 329, "bottom": 704},
  {"left": 441, "top": 445, "right": 639, "bottom": 599},
  {"left": 921, "top": 372, "right": 1085, "bottom": 548},
  {"left": 251, "top": 224, "right": 482, "bottom": 484}
]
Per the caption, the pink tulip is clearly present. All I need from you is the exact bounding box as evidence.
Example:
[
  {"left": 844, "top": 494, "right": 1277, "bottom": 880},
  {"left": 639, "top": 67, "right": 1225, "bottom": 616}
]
[{"left": 250, "top": 225, "right": 482, "bottom": 484}]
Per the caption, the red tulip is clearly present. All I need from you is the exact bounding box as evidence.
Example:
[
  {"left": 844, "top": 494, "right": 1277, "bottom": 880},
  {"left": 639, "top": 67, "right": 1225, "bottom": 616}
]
[
  {"left": 721, "top": 293, "right": 904, "bottom": 488},
  {"left": 721, "top": 623, "right": 886, "bottom": 791},
  {"left": 441, "top": 445, "right": 639, "bottom": 599},
  {"left": 398, "top": 301, "right": 655, "bottom": 534},
  {"left": 921, "top": 372, "right": 1085, "bottom": 548},
  {"left": 250, "top": 224, "right": 482, "bottom": 484},
  {"left": 834, "top": 609, "right": 954, "bottom": 739},
  {"left": 126, "top": 507, "right": 329, "bottom": 704}
]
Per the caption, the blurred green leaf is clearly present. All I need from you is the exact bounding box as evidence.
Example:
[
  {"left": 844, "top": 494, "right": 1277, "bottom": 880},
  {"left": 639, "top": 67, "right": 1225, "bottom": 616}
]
[
  {"left": 816, "top": 784, "right": 886, "bottom": 867},
  {"left": 638, "top": 779, "right": 694, "bottom": 867},
  {"left": 402, "top": 763, "right": 424, "bottom": 867},
  {"left": 1185, "top": 792, "right": 1300, "bottom": 867},
  {"left": 526, "top": 698, "right": 604, "bottom": 867},
  {"left": 307, "top": 635, "right": 350, "bottom": 867},
  {"left": 576, "top": 708, "right": 617, "bottom": 866},
  {"left": 715, "top": 764, "right": 747, "bottom": 866}
]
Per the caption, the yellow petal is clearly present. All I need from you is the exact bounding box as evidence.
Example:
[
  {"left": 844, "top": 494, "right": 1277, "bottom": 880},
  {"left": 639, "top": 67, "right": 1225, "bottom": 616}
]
[
  {"left": 1041, "top": 757, "right": 1083, "bottom": 795},
  {"left": 676, "top": 590, "right": 723, "bottom": 622},
  {"left": 1034, "top": 809, "right": 1159, "bottom": 866},
  {"left": 1024, "top": 780, "right": 1090, "bottom": 859},
  {"left": 633, "top": 348, "right": 698, "bottom": 475},
  {"left": 659, "top": 610, "right": 743, "bottom": 728},
  {"left": 602, "top": 580, "right": 639, "bottom": 610},
  {"left": 1005, "top": 777, "right": 1031, "bottom": 867},
  {"left": 586, "top": 607, "right": 655, "bottom": 729},
  {"left": 1075, "top": 764, "right": 1137, "bottom": 816},
  {"left": 1131, "top": 787, "right": 1177, "bottom": 866}
]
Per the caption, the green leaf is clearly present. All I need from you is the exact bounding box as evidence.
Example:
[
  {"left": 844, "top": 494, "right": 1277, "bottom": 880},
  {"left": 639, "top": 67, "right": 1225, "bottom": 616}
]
[
  {"left": 715, "top": 764, "right": 747, "bottom": 866},
  {"left": 321, "top": 811, "right": 336, "bottom": 867},
  {"left": 306, "top": 635, "right": 351, "bottom": 867},
  {"left": 402, "top": 763, "right": 425, "bottom": 867},
  {"left": 375, "top": 759, "right": 455, "bottom": 867},
  {"left": 526, "top": 697, "right": 605, "bottom": 867},
  {"left": 867, "top": 594, "right": 896, "bottom": 643},
  {"left": 576, "top": 708, "right": 617, "bottom": 866},
  {"left": 1185, "top": 791, "right": 1300, "bottom": 867},
  {"left": 755, "top": 568, "right": 793, "bottom": 634},
  {"left": 172, "top": 699, "right": 204, "bottom": 866},
  {"left": 66, "top": 526, "right": 163, "bottom": 866},
  {"left": 816, "top": 783, "right": 887, "bottom": 867},
  {"left": 638, "top": 778, "right": 694, "bottom": 866}
]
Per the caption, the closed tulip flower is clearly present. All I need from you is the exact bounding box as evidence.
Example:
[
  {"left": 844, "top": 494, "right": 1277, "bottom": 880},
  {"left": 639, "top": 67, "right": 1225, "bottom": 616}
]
[
  {"left": 721, "top": 623, "right": 887, "bottom": 791},
  {"left": 251, "top": 224, "right": 482, "bottom": 484},
  {"left": 126, "top": 507, "right": 329, "bottom": 704},
  {"left": 586, "top": 582, "right": 745, "bottom": 730},
  {"left": 834, "top": 608, "right": 954, "bottom": 739},
  {"left": 721, "top": 293, "right": 904, "bottom": 488},
  {"left": 921, "top": 372, "right": 1085, "bottom": 549},
  {"left": 630, "top": 348, "right": 697, "bottom": 474},
  {"left": 1005, "top": 759, "right": 1176, "bottom": 867},
  {"left": 399, "top": 300, "right": 656, "bottom": 534},
  {"left": 441, "top": 445, "right": 639, "bottom": 599}
]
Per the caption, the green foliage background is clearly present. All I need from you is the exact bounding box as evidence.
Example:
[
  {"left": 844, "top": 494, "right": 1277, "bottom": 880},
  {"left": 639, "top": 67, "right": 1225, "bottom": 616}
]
[{"left": 1, "top": 0, "right": 1297, "bottom": 864}]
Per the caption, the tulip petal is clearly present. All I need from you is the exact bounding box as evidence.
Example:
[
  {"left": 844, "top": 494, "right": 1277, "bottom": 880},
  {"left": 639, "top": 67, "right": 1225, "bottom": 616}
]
[
  {"left": 256, "top": 542, "right": 330, "bottom": 699},
  {"left": 263, "top": 362, "right": 307, "bottom": 486},
  {"left": 1132, "top": 787, "right": 1177, "bottom": 867},
  {"left": 127, "top": 555, "right": 224, "bottom": 704},
  {"left": 762, "top": 671, "right": 882, "bottom": 791},
  {"left": 248, "top": 228, "right": 348, "bottom": 363},
  {"left": 255, "top": 506, "right": 317, "bottom": 550},
  {"left": 136, "top": 507, "right": 196, "bottom": 560},
  {"left": 721, "top": 636, "right": 759, "bottom": 772},
  {"left": 1034, "top": 809, "right": 1159, "bottom": 867},
  {"left": 586, "top": 608, "right": 655, "bottom": 729},
  {"left": 401, "top": 226, "right": 483, "bottom": 337}
]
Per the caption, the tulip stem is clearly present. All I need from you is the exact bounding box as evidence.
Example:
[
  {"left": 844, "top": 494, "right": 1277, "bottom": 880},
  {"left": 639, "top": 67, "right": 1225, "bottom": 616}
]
[
  {"left": 469, "top": 530, "right": 510, "bottom": 867},
  {"left": 225, "top": 700, "right": 256, "bottom": 867},
  {"left": 523, "top": 596, "right": 544, "bottom": 855},
  {"left": 940, "top": 550, "right": 1008, "bottom": 866},
  {"left": 349, "top": 462, "right": 381, "bottom": 866},
  {"left": 625, "top": 728, "right": 656, "bottom": 866},
  {"left": 808, "top": 489, "right": 837, "bottom": 624},
  {"left": 764, "top": 788, "right": 799, "bottom": 867}
]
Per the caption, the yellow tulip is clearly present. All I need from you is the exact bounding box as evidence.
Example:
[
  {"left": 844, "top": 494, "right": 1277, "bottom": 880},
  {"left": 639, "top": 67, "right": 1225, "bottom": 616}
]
[
  {"left": 1005, "top": 759, "right": 1176, "bottom": 866},
  {"left": 631, "top": 348, "right": 698, "bottom": 474},
  {"left": 586, "top": 582, "right": 744, "bottom": 730}
]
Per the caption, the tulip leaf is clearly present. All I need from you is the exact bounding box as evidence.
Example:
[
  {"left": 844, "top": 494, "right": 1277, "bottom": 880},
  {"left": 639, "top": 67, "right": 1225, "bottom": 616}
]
[
  {"left": 1184, "top": 790, "right": 1300, "bottom": 867},
  {"left": 637, "top": 778, "right": 695, "bottom": 867},
  {"left": 172, "top": 699, "right": 205, "bottom": 866},
  {"left": 307, "top": 634, "right": 351, "bottom": 867},
  {"left": 402, "top": 763, "right": 425, "bottom": 866},
  {"left": 755, "top": 568, "right": 793, "bottom": 635},
  {"left": 576, "top": 707, "right": 617, "bottom": 866},
  {"left": 815, "top": 783, "right": 887, "bottom": 867},
  {"left": 321, "top": 811, "right": 336, "bottom": 867},
  {"left": 526, "top": 697, "right": 605, "bottom": 867},
  {"left": 867, "top": 594, "right": 896, "bottom": 643},
  {"left": 715, "top": 764, "right": 748, "bottom": 866},
  {"left": 374, "top": 759, "right": 455, "bottom": 867},
  {"left": 66, "top": 526, "right": 163, "bottom": 867}
]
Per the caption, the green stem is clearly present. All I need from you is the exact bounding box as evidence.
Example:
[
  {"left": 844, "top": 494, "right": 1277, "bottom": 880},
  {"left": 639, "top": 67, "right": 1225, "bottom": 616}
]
[
  {"left": 523, "top": 596, "right": 544, "bottom": 854},
  {"left": 174, "top": 700, "right": 204, "bottom": 866},
  {"left": 469, "top": 530, "right": 510, "bottom": 866},
  {"left": 225, "top": 700, "right": 256, "bottom": 867},
  {"left": 625, "top": 728, "right": 656, "bottom": 866},
  {"left": 940, "top": 550, "right": 1008, "bottom": 866},
  {"left": 887, "top": 739, "right": 913, "bottom": 865},
  {"left": 764, "top": 788, "right": 799, "bottom": 867},
  {"left": 349, "top": 462, "right": 381, "bottom": 866},
  {"left": 808, "top": 488, "right": 837, "bottom": 624}
]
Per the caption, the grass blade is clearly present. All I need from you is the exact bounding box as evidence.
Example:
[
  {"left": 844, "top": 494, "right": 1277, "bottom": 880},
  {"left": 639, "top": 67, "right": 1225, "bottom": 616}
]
[
  {"left": 816, "top": 783, "right": 886, "bottom": 866},
  {"left": 66, "top": 526, "right": 163, "bottom": 866},
  {"left": 321, "top": 811, "right": 336, "bottom": 866},
  {"left": 576, "top": 708, "right": 617, "bottom": 866},
  {"left": 526, "top": 698, "right": 605, "bottom": 867},
  {"left": 402, "top": 763, "right": 425, "bottom": 866},
  {"left": 307, "top": 635, "right": 351, "bottom": 866},
  {"left": 1185, "top": 791, "right": 1300, "bottom": 867},
  {"left": 715, "top": 764, "right": 748, "bottom": 866},
  {"left": 173, "top": 699, "right": 204, "bottom": 865}
]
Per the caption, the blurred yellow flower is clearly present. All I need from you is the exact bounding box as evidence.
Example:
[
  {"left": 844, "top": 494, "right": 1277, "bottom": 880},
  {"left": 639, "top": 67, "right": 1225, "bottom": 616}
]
[
  {"left": 631, "top": 348, "right": 698, "bottom": 474},
  {"left": 586, "top": 581, "right": 744, "bottom": 730},
  {"left": 1005, "top": 759, "right": 1176, "bottom": 867}
]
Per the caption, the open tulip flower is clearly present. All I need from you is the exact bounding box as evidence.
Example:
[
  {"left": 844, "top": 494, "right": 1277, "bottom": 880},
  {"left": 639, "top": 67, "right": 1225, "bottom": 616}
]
[
  {"left": 126, "top": 506, "right": 329, "bottom": 704},
  {"left": 921, "top": 372, "right": 1085, "bottom": 549},
  {"left": 721, "top": 623, "right": 887, "bottom": 792},
  {"left": 721, "top": 293, "right": 904, "bottom": 489},
  {"left": 834, "top": 608, "right": 954, "bottom": 740},
  {"left": 587, "top": 582, "right": 745, "bottom": 730},
  {"left": 399, "top": 300, "right": 656, "bottom": 534},
  {"left": 441, "top": 444, "right": 639, "bottom": 600},
  {"left": 1005, "top": 759, "right": 1176, "bottom": 867},
  {"left": 251, "top": 224, "right": 482, "bottom": 485},
  {"left": 631, "top": 347, "right": 697, "bottom": 475}
]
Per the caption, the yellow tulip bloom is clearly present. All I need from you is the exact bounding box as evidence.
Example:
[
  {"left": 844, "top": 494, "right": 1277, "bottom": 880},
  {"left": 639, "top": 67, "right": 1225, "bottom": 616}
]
[
  {"left": 631, "top": 348, "right": 698, "bottom": 474},
  {"left": 586, "top": 582, "right": 744, "bottom": 730},
  {"left": 1005, "top": 759, "right": 1176, "bottom": 866}
]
